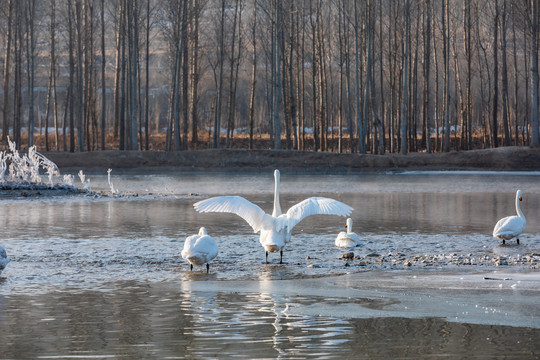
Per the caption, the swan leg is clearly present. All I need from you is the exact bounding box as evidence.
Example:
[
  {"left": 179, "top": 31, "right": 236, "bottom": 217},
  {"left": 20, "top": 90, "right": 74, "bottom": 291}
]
[
  {"left": 280, "top": 250, "right": 283, "bottom": 264},
  {"left": 190, "top": 264, "right": 193, "bottom": 271},
  {"left": 517, "top": 238, "right": 520, "bottom": 245},
  {"left": 265, "top": 251, "right": 268, "bottom": 264},
  {"left": 502, "top": 239, "right": 506, "bottom": 245},
  {"left": 206, "top": 263, "right": 210, "bottom": 273}
]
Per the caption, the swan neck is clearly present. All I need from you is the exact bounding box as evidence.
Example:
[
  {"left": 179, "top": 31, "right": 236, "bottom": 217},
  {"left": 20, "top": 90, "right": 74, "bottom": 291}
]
[
  {"left": 516, "top": 194, "right": 524, "bottom": 218},
  {"left": 272, "top": 171, "right": 282, "bottom": 217}
]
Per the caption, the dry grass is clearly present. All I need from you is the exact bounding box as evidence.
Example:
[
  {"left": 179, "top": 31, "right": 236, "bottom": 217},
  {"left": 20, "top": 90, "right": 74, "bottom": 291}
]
[{"left": 1, "top": 129, "right": 526, "bottom": 154}]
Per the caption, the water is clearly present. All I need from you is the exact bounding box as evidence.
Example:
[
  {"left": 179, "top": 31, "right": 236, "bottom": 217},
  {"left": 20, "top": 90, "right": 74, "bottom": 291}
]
[{"left": 1, "top": 170, "right": 540, "bottom": 358}]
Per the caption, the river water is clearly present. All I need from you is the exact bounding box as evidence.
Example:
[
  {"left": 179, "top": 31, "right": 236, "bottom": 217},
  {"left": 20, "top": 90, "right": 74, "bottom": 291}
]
[{"left": 1, "top": 170, "right": 539, "bottom": 358}]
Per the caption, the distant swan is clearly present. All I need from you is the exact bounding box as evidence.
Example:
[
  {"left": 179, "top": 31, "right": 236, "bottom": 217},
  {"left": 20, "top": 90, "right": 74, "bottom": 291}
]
[
  {"left": 335, "top": 218, "right": 360, "bottom": 248},
  {"left": 0, "top": 245, "right": 11, "bottom": 275},
  {"left": 493, "top": 190, "right": 526, "bottom": 245},
  {"left": 181, "top": 227, "right": 218, "bottom": 273},
  {"left": 194, "top": 169, "right": 353, "bottom": 264}
]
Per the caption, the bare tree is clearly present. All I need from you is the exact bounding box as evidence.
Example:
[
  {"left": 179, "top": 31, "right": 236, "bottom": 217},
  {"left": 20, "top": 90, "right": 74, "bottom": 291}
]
[
  {"left": 213, "top": 0, "right": 226, "bottom": 149},
  {"left": 25, "top": 0, "right": 36, "bottom": 148},
  {"left": 443, "top": 0, "right": 450, "bottom": 152},
  {"left": 422, "top": 0, "right": 432, "bottom": 153},
  {"left": 400, "top": 0, "right": 411, "bottom": 154},
  {"left": 531, "top": 0, "right": 539, "bottom": 146},
  {"left": 101, "top": 0, "right": 106, "bottom": 149},
  {"left": 492, "top": 0, "right": 500, "bottom": 148},
  {"left": 2, "top": 0, "right": 13, "bottom": 142},
  {"left": 45, "top": 0, "right": 59, "bottom": 151},
  {"left": 248, "top": 0, "right": 257, "bottom": 149},
  {"left": 501, "top": 0, "right": 511, "bottom": 146}
]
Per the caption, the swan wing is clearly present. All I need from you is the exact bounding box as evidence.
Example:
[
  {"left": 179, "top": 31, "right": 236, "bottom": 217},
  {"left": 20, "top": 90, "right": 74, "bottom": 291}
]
[
  {"left": 493, "top": 215, "right": 526, "bottom": 239},
  {"left": 194, "top": 196, "right": 272, "bottom": 232},
  {"left": 285, "top": 197, "right": 353, "bottom": 230},
  {"left": 181, "top": 234, "right": 199, "bottom": 259}
]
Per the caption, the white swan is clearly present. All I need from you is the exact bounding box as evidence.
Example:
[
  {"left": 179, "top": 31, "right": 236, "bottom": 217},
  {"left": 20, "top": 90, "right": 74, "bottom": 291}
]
[
  {"left": 181, "top": 227, "right": 218, "bottom": 273},
  {"left": 0, "top": 245, "right": 11, "bottom": 275},
  {"left": 335, "top": 218, "right": 360, "bottom": 248},
  {"left": 194, "top": 169, "right": 353, "bottom": 264},
  {"left": 493, "top": 190, "right": 526, "bottom": 245}
]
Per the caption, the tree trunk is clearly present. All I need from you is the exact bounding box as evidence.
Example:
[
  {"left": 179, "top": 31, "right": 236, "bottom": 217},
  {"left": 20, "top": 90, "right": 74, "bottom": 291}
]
[
  {"left": 354, "top": 1, "right": 364, "bottom": 153},
  {"left": 76, "top": 0, "right": 84, "bottom": 152},
  {"left": 501, "top": 0, "right": 510, "bottom": 146},
  {"left": 248, "top": 0, "right": 257, "bottom": 149},
  {"left": 273, "top": 0, "right": 281, "bottom": 149},
  {"left": 190, "top": 0, "right": 200, "bottom": 147},
  {"left": 400, "top": 0, "right": 410, "bottom": 155},
  {"left": 213, "top": 0, "right": 226, "bottom": 149},
  {"left": 443, "top": 0, "right": 450, "bottom": 152},
  {"left": 2, "top": 0, "right": 13, "bottom": 142},
  {"left": 531, "top": 0, "right": 539, "bottom": 146},
  {"left": 422, "top": 0, "right": 432, "bottom": 153},
  {"left": 492, "top": 0, "right": 499, "bottom": 148},
  {"left": 26, "top": 0, "right": 36, "bottom": 148},
  {"left": 101, "top": 0, "right": 106, "bottom": 150},
  {"left": 464, "top": 0, "right": 472, "bottom": 150}
]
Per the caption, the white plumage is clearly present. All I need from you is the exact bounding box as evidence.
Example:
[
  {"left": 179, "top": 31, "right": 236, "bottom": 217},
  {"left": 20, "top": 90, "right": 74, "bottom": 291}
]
[
  {"left": 0, "top": 245, "right": 11, "bottom": 275},
  {"left": 194, "top": 169, "right": 353, "bottom": 264},
  {"left": 493, "top": 190, "right": 526, "bottom": 245},
  {"left": 181, "top": 227, "right": 218, "bottom": 272},
  {"left": 335, "top": 218, "right": 360, "bottom": 248}
]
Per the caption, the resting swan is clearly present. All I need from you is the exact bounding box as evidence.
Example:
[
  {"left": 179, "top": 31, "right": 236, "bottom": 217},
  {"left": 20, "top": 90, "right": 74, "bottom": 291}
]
[
  {"left": 335, "top": 218, "right": 360, "bottom": 248},
  {"left": 493, "top": 190, "right": 526, "bottom": 245},
  {"left": 194, "top": 169, "right": 353, "bottom": 264},
  {"left": 0, "top": 245, "right": 11, "bottom": 275},
  {"left": 181, "top": 227, "right": 218, "bottom": 273}
]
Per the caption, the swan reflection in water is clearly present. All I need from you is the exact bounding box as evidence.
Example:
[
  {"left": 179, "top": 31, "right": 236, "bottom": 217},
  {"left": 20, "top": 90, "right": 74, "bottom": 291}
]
[{"left": 177, "top": 278, "right": 353, "bottom": 358}]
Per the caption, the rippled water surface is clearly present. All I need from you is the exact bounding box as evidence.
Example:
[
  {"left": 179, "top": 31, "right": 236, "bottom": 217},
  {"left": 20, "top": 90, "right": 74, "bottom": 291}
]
[{"left": 1, "top": 170, "right": 540, "bottom": 358}]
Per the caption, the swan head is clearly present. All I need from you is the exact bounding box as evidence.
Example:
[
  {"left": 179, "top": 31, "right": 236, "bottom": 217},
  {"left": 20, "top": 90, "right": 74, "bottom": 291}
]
[
  {"left": 517, "top": 190, "right": 522, "bottom": 202},
  {"left": 346, "top": 218, "right": 353, "bottom": 229},
  {"left": 198, "top": 227, "right": 208, "bottom": 236},
  {"left": 274, "top": 169, "right": 280, "bottom": 181}
]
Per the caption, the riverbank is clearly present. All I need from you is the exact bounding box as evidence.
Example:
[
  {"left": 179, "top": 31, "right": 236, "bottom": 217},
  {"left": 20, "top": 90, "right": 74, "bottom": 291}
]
[{"left": 43, "top": 146, "right": 540, "bottom": 173}]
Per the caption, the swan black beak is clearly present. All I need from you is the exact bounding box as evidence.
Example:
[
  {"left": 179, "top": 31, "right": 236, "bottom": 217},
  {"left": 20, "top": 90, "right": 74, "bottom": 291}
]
[{"left": 519, "top": 196, "right": 523, "bottom": 201}]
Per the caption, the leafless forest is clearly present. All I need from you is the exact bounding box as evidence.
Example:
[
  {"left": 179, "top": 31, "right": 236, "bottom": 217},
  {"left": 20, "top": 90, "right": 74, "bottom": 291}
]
[{"left": 0, "top": 0, "right": 538, "bottom": 154}]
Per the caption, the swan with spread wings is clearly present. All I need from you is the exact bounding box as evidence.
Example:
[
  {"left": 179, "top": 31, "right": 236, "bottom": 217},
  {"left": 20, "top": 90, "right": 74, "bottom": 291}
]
[{"left": 193, "top": 169, "right": 353, "bottom": 264}]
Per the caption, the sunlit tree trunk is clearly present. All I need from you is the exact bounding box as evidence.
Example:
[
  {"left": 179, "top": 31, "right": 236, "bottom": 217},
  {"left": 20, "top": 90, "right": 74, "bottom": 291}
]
[
  {"left": 273, "top": 0, "right": 281, "bottom": 150},
  {"left": 101, "top": 0, "right": 106, "bottom": 150},
  {"left": 13, "top": 0, "right": 22, "bottom": 148},
  {"left": 400, "top": 0, "right": 410, "bottom": 155},
  {"left": 26, "top": 0, "right": 36, "bottom": 148},
  {"left": 464, "top": 0, "right": 472, "bottom": 150},
  {"left": 354, "top": 1, "right": 364, "bottom": 153},
  {"left": 531, "top": 0, "right": 539, "bottom": 146},
  {"left": 501, "top": 0, "right": 510, "bottom": 146},
  {"left": 492, "top": 0, "right": 499, "bottom": 148},
  {"left": 190, "top": 0, "right": 200, "bottom": 147},
  {"left": 248, "top": 0, "right": 257, "bottom": 149},
  {"left": 422, "top": 0, "right": 432, "bottom": 153},
  {"left": 2, "top": 0, "right": 13, "bottom": 142},
  {"left": 213, "top": 0, "right": 226, "bottom": 149},
  {"left": 443, "top": 0, "right": 450, "bottom": 152},
  {"left": 75, "top": 0, "right": 84, "bottom": 152}
]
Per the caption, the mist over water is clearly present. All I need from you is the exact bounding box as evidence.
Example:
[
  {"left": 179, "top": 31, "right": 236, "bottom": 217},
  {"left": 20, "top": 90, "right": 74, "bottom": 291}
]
[{"left": 1, "top": 171, "right": 540, "bottom": 358}]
